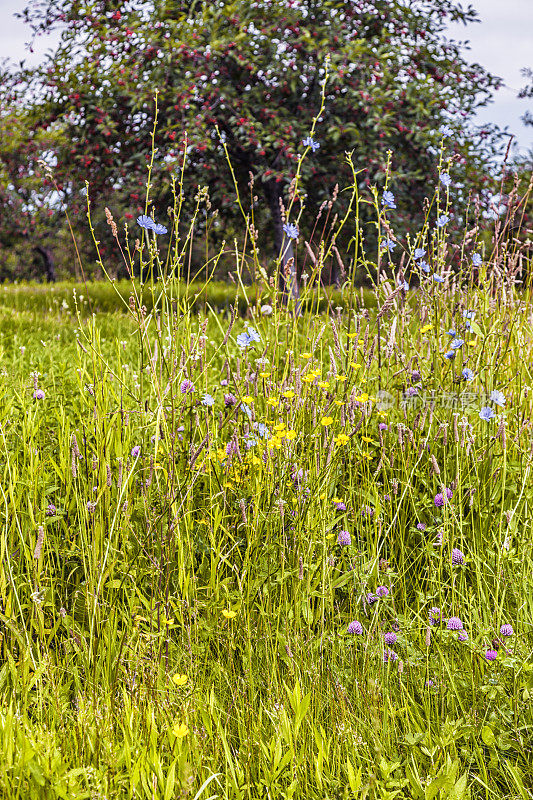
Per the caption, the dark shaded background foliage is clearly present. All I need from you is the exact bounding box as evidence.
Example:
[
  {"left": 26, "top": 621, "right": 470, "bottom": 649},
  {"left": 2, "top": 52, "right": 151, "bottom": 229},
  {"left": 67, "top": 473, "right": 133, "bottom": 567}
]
[{"left": 0, "top": 0, "right": 509, "bottom": 282}]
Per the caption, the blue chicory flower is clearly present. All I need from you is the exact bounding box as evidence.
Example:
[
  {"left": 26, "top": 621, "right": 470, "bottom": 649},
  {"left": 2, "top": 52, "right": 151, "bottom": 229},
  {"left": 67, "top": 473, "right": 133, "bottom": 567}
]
[
  {"left": 450, "top": 338, "right": 464, "bottom": 350},
  {"left": 444, "top": 351, "right": 455, "bottom": 359},
  {"left": 479, "top": 406, "right": 495, "bottom": 421},
  {"left": 440, "top": 172, "right": 451, "bottom": 187},
  {"left": 382, "top": 190, "right": 396, "bottom": 209},
  {"left": 414, "top": 248, "right": 426, "bottom": 260},
  {"left": 462, "top": 368, "right": 475, "bottom": 381},
  {"left": 419, "top": 261, "right": 430, "bottom": 273},
  {"left": 490, "top": 390, "right": 506, "bottom": 407},
  {"left": 302, "top": 136, "right": 320, "bottom": 152},
  {"left": 433, "top": 274, "right": 445, "bottom": 283},
  {"left": 137, "top": 215, "right": 167, "bottom": 234},
  {"left": 202, "top": 393, "right": 215, "bottom": 407},
  {"left": 439, "top": 124, "right": 453, "bottom": 138},
  {"left": 381, "top": 238, "right": 396, "bottom": 252},
  {"left": 283, "top": 222, "right": 299, "bottom": 239},
  {"left": 436, "top": 214, "right": 449, "bottom": 228},
  {"left": 472, "top": 253, "right": 482, "bottom": 267}
]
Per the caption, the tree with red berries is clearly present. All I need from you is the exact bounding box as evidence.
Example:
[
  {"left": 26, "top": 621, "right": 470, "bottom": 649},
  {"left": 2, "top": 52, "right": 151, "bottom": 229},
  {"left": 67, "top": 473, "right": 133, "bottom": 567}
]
[{"left": 1, "top": 0, "right": 504, "bottom": 287}]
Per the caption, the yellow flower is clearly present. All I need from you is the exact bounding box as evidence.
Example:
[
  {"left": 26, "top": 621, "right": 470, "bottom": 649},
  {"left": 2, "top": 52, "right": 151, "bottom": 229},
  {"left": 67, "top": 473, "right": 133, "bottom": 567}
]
[
  {"left": 318, "top": 381, "right": 330, "bottom": 389},
  {"left": 420, "top": 324, "right": 433, "bottom": 334},
  {"left": 334, "top": 400, "right": 343, "bottom": 406},
  {"left": 321, "top": 417, "right": 333, "bottom": 426},
  {"left": 350, "top": 362, "right": 361, "bottom": 370},
  {"left": 242, "top": 395, "right": 254, "bottom": 404},
  {"left": 301, "top": 352, "right": 312, "bottom": 359},
  {"left": 320, "top": 493, "right": 326, "bottom": 500},
  {"left": 362, "top": 436, "right": 378, "bottom": 445},
  {"left": 267, "top": 397, "right": 279, "bottom": 407},
  {"left": 283, "top": 390, "right": 295, "bottom": 399},
  {"left": 171, "top": 723, "right": 189, "bottom": 739},
  {"left": 354, "top": 393, "right": 369, "bottom": 403},
  {"left": 334, "top": 433, "right": 350, "bottom": 445},
  {"left": 259, "top": 371, "right": 270, "bottom": 378},
  {"left": 302, "top": 374, "right": 315, "bottom": 384},
  {"left": 346, "top": 332, "right": 357, "bottom": 339},
  {"left": 222, "top": 609, "right": 237, "bottom": 619},
  {"left": 336, "top": 375, "right": 347, "bottom": 382},
  {"left": 274, "top": 423, "right": 286, "bottom": 430},
  {"left": 285, "top": 430, "right": 297, "bottom": 440},
  {"left": 468, "top": 340, "right": 477, "bottom": 347},
  {"left": 172, "top": 674, "right": 188, "bottom": 687}
]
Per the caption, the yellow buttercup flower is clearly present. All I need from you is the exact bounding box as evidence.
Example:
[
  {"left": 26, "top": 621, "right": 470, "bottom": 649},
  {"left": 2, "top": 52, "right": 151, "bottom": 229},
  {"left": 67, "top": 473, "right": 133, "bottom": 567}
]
[
  {"left": 346, "top": 332, "right": 357, "bottom": 338},
  {"left": 350, "top": 362, "right": 361, "bottom": 370},
  {"left": 172, "top": 674, "right": 188, "bottom": 687},
  {"left": 334, "top": 433, "right": 350, "bottom": 445},
  {"left": 321, "top": 417, "right": 333, "bottom": 426},
  {"left": 302, "top": 374, "right": 315, "bottom": 383},
  {"left": 336, "top": 375, "right": 347, "bottom": 382},
  {"left": 283, "top": 390, "right": 295, "bottom": 399},
  {"left": 222, "top": 609, "right": 237, "bottom": 619},
  {"left": 267, "top": 397, "right": 279, "bottom": 407},
  {"left": 274, "top": 423, "right": 286, "bottom": 430},
  {"left": 241, "top": 395, "right": 254, "bottom": 404},
  {"left": 285, "top": 430, "right": 297, "bottom": 440},
  {"left": 301, "top": 352, "right": 312, "bottom": 359},
  {"left": 171, "top": 723, "right": 189, "bottom": 739},
  {"left": 420, "top": 324, "right": 433, "bottom": 334},
  {"left": 354, "top": 393, "right": 369, "bottom": 403},
  {"left": 259, "top": 371, "right": 270, "bottom": 378},
  {"left": 318, "top": 381, "right": 330, "bottom": 389}
]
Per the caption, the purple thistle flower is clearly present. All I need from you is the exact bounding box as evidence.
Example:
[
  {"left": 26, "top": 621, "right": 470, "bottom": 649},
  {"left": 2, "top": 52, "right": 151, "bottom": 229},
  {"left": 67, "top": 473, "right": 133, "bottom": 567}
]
[
  {"left": 429, "top": 607, "right": 441, "bottom": 625},
  {"left": 458, "top": 630, "right": 468, "bottom": 642},
  {"left": 446, "top": 616, "right": 463, "bottom": 631},
  {"left": 376, "top": 586, "right": 389, "bottom": 598},
  {"left": 224, "top": 393, "right": 238, "bottom": 407},
  {"left": 451, "top": 548, "right": 465, "bottom": 565},
  {"left": 434, "top": 488, "right": 453, "bottom": 507},
  {"left": 334, "top": 501, "right": 347, "bottom": 511},
  {"left": 383, "top": 648, "right": 398, "bottom": 663},
  {"left": 417, "top": 522, "right": 426, "bottom": 531},
  {"left": 500, "top": 624, "right": 513, "bottom": 637},
  {"left": 384, "top": 631, "right": 397, "bottom": 646},
  {"left": 366, "top": 593, "right": 379, "bottom": 605},
  {"left": 379, "top": 422, "right": 388, "bottom": 431},
  {"left": 45, "top": 503, "right": 57, "bottom": 516},
  {"left": 180, "top": 379, "right": 195, "bottom": 394},
  {"left": 485, "top": 649, "right": 498, "bottom": 662},
  {"left": 131, "top": 445, "right": 141, "bottom": 458},
  {"left": 337, "top": 530, "right": 351, "bottom": 546},
  {"left": 347, "top": 620, "right": 363, "bottom": 635},
  {"left": 33, "top": 389, "right": 45, "bottom": 400}
]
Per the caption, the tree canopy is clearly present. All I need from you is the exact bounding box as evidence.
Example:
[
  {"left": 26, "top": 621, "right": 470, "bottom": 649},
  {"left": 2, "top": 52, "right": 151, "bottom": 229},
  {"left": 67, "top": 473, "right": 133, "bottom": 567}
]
[{"left": 0, "top": 0, "right": 506, "bottom": 281}]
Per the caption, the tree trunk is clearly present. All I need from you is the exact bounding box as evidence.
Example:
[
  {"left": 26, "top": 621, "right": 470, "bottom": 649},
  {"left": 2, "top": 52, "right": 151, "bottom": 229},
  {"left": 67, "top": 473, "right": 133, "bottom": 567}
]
[
  {"left": 33, "top": 246, "right": 56, "bottom": 282},
  {"left": 264, "top": 179, "right": 299, "bottom": 303}
]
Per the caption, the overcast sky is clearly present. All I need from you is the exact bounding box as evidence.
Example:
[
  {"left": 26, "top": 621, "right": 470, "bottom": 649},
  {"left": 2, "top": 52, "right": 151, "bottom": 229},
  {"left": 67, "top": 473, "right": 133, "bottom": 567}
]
[{"left": 1, "top": 0, "right": 531, "bottom": 153}]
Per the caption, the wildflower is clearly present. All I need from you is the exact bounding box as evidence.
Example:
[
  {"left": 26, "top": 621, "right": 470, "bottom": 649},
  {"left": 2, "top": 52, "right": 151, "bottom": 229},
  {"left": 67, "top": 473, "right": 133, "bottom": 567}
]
[
  {"left": 440, "top": 172, "right": 451, "bottom": 187},
  {"left": 366, "top": 593, "right": 379, "bottom": 605},
  {"left": 490, "top": 390, "right": 506, "bottom": 407},
  {"left": 334, "top": 433, "right": 350, "bottom": 445},
  {"left": 381, "top": 238, "right": 396, "bottom": 252},
  {"left": 302, "top": 136, "right": 320, "bottom": 152},
  {"left": 171, "top": 723, "right": 189, "bottom": 738},
  {"left": 202, "top": 393, "right": 215, "bottom": 407},
  {"left": 87, "top": 501, "right": 96, "bottom": 514},
  {"left": 434, "top": 488, "right": 452, "bottom": 507},
  {"left": 439, "top": 124, "right": 453, "bottom": 137},
  {"left": 236, "top": 327, "right": 261, "bottom": 348},
  {"left": 256, "top": 423, "right": 270, "bottom": 439},
  {"left": 450, "top": 338, "right": 464, "bottom": 350},
  {"left": 382, "top": 190, "right": 396, "bottom": 209},
  {"left": 472, "top": 253, "right": 482, "bottom": 267},
  {"left": 458, "top": 631, "right": 468, "bottom": 641},
  {"left": 414, "top": 248, "right": 426, "bottom": 259},
  {"left": 180, "top": 379, "right": 195, "bottom": 394},
  {"left": 283, "top": 389, "right": 295, "bottom": 399},
  {"left": 261, "top": 304, "right": 273, "bottom": 315},
  {"left": 283, "top": 222, "right": 299, "bottom": 239},
  {"left": 420, "top": 324, "right": 433, "bottom": 334},
  {"left": 485, "top": 649, "right": 497, "bottom": 662},
  {"left": 447, "top": 616, "right": 463, "bottom": 631},
  {"left": 131, "top": 445, "right": 141, "bottom": 458},
  {"left": 347, "top": 620, "right": 363, "bottom": 635},
  {"left": 379, "top": 422, "right": 388, "bottom": 431},
  {"left": 429, "top": 607, "right": 441, "bottom": 625},
  {"left": 376, "top": 586, "right": 389, "bottom": 598},
  {"left": 320, "top": 417, "right": 333, "bottom": 426},
  {"left": 137, "top": 214, "right": 167, "bottom": 234},
  {"left": 384, "top": 632, "right": 397, "bottom": 646},
  {"left": 334, "top": 501, "right": 347, "bottom": 511},
  {"left": 222, "top": 609, "right": 237, "bottom": 619},
  {"left": 33, "top": 389, "right": 45, "bottom": 400},
  {"left": 416, "top": 522, "right": 426, "bottom": 531},
  {"left": 419, "top": 261, "right": 430, "bottom": 273},
  {"left": 444, "top": 351, "right": 455, "bottom": 359},
  {"left": 433, "top": 274, "right": 445, "bottom": 283},
  {"left": 45, "top": 503, "right": 57, "bottom": 516},
  {"left": 500, "top": 624, "right": 513, "bottom": 637},
  {"left": 383, "top": 648, "right": 398, "bottom": 663},
  {"left": 172, "top": 674, "right": 188, "bottom": 686},
  {"left": 451, "top": 548, "right": 465, "bottom": 565},
  {"left": 224, "top": 393, "right": 238, "bottom": 407},
  {"left": 462, "top": 368, "right": 475, "bottom": 381},
  {"left": 479, "top": 406, "right": 495, "bottom": 422},
  {"left": 436, "top": 214, "right": 449, "bottom": 227},
  {"left": 447, "top": 328, "right": 457, "bottom": 336},
  {"left": 240, "top": 403, "right": 252, "bottom": 419}
]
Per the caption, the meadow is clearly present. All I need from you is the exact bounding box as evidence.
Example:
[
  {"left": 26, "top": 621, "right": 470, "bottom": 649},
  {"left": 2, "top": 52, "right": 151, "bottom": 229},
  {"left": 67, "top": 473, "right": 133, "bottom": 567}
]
[{"left": 1, "top": 159, "right": 533, "bottom": 800}]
